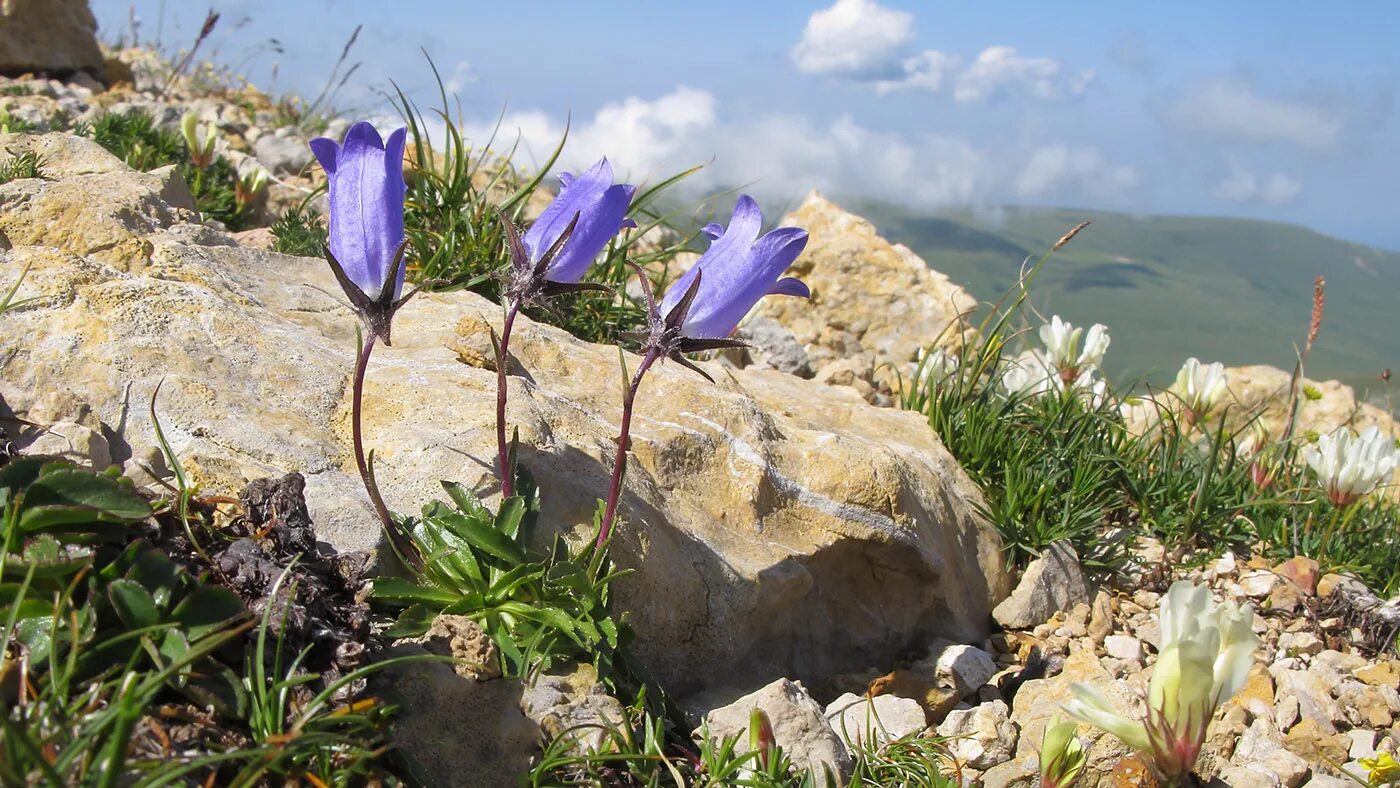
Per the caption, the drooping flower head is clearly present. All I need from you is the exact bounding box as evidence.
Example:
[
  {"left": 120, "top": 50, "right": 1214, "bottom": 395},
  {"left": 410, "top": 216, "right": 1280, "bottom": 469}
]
[
  {"left": 311, "top": 122, "right": 408, "bottom": 301},
  {"left": 1039, "top": 315, "right": 1110, "bottom": 381},
  {"left": 1171, "top": 357, "right": 1228, "bottom": 423},
  {"left": 1062, "top": 581, "right": 1258, "bottom": 785},
  {"left": 309, "top": 121, "right": 414, "bottom": 344},
  {"left": 521, "top": 157, "right": 636, "bottom": 285},
  {"left": 1304, "top": 425, "right": 1400, "bottom": 507},
  {"left": 658, "top": 195, "right": 809, "bottom": 340}
]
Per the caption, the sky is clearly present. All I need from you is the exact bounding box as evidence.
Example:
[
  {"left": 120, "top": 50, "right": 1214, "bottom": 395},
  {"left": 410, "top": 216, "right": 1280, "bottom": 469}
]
[{"left": 92, "top": 1, "right": 1400, "bottom": 250}]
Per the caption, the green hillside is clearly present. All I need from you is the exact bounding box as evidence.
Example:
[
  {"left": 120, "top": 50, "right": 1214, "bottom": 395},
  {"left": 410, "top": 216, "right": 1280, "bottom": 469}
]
[{"left": 854, "top": 203, "right": 1400, "bottom": 396}]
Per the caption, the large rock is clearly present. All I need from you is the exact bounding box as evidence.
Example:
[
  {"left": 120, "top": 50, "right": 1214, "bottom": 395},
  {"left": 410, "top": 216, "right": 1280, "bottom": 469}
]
[
  {"left": 0, "top": 133, "right": 1010, "bottom": 697},
  {"left": 703, "top": 678, "right": 852, "bottom": 781},
  {"left": 0, "top": 0, "right": 104, "bottom": 77},
  {"left": 757, "top": 192, "right": 978, "bottom": 393}
]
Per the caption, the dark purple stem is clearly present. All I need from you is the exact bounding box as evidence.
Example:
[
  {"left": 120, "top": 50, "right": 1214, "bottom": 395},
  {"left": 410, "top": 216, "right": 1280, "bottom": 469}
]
[
  {"left": 496, "top": 301, "right": 521, "bottom": 499},
  {"left": 598, "top": 347, "right": 661, "bottom": 547},
  {"left": 352, "top": 333, "right": 420, "bottom": 569}
]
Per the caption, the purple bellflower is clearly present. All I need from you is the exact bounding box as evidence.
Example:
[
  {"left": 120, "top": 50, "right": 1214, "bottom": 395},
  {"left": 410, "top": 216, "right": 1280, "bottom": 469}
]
[
  {"left": 597, "top": 194, "right": 810, "bottom": 545},
  {"left": 658, "top": 194, "right": 810, "bottom": 341},
  {"left": 308, "top": 120, "right": 421, "bottom": 569},
  {"left": 520, "top": 157, "right": 636, "bottom": 287},
  {"left": 494, "top": 158, "right": 636, "bottom": 497},
  {"left": 309, "top": 121, "right": 415, "bottom": 346}
]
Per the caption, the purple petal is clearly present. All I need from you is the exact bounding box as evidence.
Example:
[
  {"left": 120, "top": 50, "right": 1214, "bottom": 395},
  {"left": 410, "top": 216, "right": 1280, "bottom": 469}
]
[
  {"left": 768, "top": 277, "right": 810, "bottom": 298},
  {"left": 523, "top": 157, "right": 636, "bottom": 284},
  {"left": 700, "top": 223, "right": 724, "bottom": 240},
  {"left": 319, "top": 121, "right": 407, "bottom": 299},
  {"left": 309, "top": 137, "right": 339, "bottom": 174},
  {"left": 660, "top": 196, "right": 809, "bottom": 339}
]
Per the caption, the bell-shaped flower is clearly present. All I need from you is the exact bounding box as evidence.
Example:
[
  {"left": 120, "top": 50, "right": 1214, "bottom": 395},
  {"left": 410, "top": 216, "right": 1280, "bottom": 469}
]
[
  {"left": 514, "top": 157, "right": 635, "bottom": 290},
  {"left": 181, "top": 111, "right": 217, "bottom": 170},
  {"left": 1039, "top": 715, "right": 1086, "bottom": 788},
  {"left": 1039, "top": 315, "right": 1110, "bottom": 380},
  {"left": 1171, "top": 358, "right": 1228, "bottom": 423},
  {"left": 1304, "top": 425, "right": 1400, "bottom": 507},
  {"left": 658, "top": 194, "right": 810, "bottom": 341},
  {"left": 1063, "top": 581, "right": 1258, "bottom": 785},
  {"left": 309, "top": 121, "right": 415, "bottom": 344}
]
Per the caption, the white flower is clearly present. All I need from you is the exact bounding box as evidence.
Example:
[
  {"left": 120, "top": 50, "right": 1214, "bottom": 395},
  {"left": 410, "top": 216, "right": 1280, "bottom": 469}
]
[
  {"left": 914, "top": 346, "right": 960, "bottom": 389},
  {"left": 1038, "top": 315, "right": 1110, "bottom": 377},
  {"left": 1001, "top": 350, "right": 1057, "bottom": 398},
  {"left": 1001, "top": 349, "right": 1108, "bottom": 406},
  {"left": 1304, "top": 425, "right": 1400, "bottom": 506},
  {"left": 1062, "top": 581, "right": 1258, "bottom": 784},
  {"left": 1171, "top": 358, "right": 1228, "bottom": 422}
]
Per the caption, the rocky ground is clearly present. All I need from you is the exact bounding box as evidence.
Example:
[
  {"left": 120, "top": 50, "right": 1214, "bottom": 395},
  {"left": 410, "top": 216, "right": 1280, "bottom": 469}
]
[{"left": 3, "top": 4, "right": 1400, "bottom": 785}]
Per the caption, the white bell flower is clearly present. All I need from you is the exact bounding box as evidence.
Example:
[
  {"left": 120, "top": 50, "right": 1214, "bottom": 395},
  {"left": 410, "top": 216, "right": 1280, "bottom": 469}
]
[
  {"left": 1062, "top": 581, "right": 1258, "bottom": 785},
  {"left": 1171, "top": 358, "right": 1228, "bottom": 423},
  {"left": 1304, "top": 425, "right": 1400, "bottom": 506}
]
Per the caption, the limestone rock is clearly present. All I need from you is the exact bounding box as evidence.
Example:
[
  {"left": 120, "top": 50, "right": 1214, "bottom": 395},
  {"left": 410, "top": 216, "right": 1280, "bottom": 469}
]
[
  {"left": 253, "top": 131, "right": 314, "bottom": 175},
  {"left": 1283, "top": 718, "right": 1348, "bottom": 768},
  {"left": 933, "top": 642, "right": 998, "bottom": 698},
  {"left": 703, "top": 678, "right": 852, "bottom": 782},
  {"left": 0, "top": 133, "right": 199, "bottom": 269},
  {"left": 0, "top": 137, "right": 1011, "bottom": 696},
  {"left": 403, "top": 614, "right": 500, "bottom": 681},
  {"left": 993, "top": 540, "right": 1091, "bottom": 629},
  {"left": 731, "top": 316, "right": 813, "bottom": 378},
  {"left": 1271, "top": 668, "right": 1343, "bottom": 733},
  {"left": 520, "top": 664, "right": 627, "bottom": 756},
  {"left": 935, "top": 699, "right": 1018, "bottom": 770},
  {"left": 1234, "top": 717, "right": 1310, "bottom": 787},
  {"left": 0, "top": 0, "right": 103, "bottom": 76},
  {"left": 379, "top": 649, "right": 536, "bottom": 788},
  {"left": 757, "top": 192, "right": 977, "bottom": 393},
  {"left": 21, "top": 420, "right": 111, "bottom": 469},
  {"left": 1000, "top": 644, "right": 1136, "bottom": 787},
  {"left": 823, "top": 692, "right": 925, "bottom": 749}
]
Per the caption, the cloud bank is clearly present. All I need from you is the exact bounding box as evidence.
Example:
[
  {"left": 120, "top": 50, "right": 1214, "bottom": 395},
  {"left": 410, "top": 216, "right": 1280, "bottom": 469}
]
[{"left": 792, "top": 0, "right": 1092, "bottom": 102}]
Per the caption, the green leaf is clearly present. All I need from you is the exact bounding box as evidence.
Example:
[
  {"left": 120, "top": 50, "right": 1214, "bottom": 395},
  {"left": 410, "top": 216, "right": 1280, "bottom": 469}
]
[
  {"left": 0, "top": 456, "right": 49, "bottom": 492},
  {"left": 371, "top": 576, "right": 461, "bottom": 605},
  {"left": 430, "top": 507, "right": 524, "bottom": 565},
  {"left": 108, "top": 578, "right": 160, "bottom": 630},
  {"left": 171, "top": 587, "right": 245, "bottom": 640},
  {"left": 384, "top": 603, "right": 438, "bottom": 638},
  {"left": 492, "top": 497, "right": 529, "bottom": 551},
  {"left": 22, "top": 465, "right": 152, "bottom": 522},
  {"left": 440, "top": 480, "right": 490, "bottom": 520},
  {"left": 160, "top": 628, "right": 191, "bottom": 665}
]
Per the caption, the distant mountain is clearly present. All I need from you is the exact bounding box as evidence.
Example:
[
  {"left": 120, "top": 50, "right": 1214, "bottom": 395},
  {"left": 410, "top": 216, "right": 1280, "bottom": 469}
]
[{"left": 852, "top": 202, "right": 1400, "bottom": 396}]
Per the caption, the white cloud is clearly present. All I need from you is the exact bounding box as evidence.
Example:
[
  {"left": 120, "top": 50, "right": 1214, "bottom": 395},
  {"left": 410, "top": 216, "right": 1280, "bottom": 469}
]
[
  {"left": 1015, "top": 145, "right": 1139, "bottom": 200},
  {"left": 954, "top": 46, "right": 1093, "bottom": 103},
  {"left": 465, "top": 87, "right": 1137, "bottom": 213},
  {"left": 443, "top": 60, "right": 476, "bottom": 95},
  {"left": 794, "top": 1, "right": 1090, "bottom": 101},
  {"left": 874, "top": 50, "right": 959, "bottom": 95},
  {"left": 790, "top": 0, "right": 915, "bottom": 79},
  {"left": 1212, "top": 159, "right": 1302, "bottom": 204},
  {"left": 1170, "top": 79, "right": 1343, "bottom": 150}
]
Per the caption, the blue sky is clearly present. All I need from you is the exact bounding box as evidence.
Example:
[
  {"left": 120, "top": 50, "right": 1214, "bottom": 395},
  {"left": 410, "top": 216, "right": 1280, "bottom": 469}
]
[{"left": 93, "top": 1, "right": 1400, "bottom": 249}]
